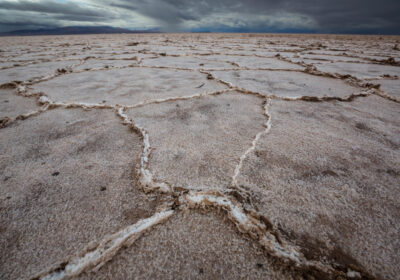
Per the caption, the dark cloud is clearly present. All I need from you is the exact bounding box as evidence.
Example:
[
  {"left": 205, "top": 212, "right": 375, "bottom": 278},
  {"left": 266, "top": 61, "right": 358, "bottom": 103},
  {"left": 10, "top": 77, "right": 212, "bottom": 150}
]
[
  {"left": 0, "top": 0, "right": 399, "bottom": 34},
  {"left": 110, "top": 1, "right": 198, "bottom": 30},
  {"left": 133, "top": 0, "right": 400, "bottom": 32},
  {"left": 0, "top": 0, "right": 116, "bottom": 32},
  {"left": 0, "top": 0, "right": 102, "bottom": 17}
]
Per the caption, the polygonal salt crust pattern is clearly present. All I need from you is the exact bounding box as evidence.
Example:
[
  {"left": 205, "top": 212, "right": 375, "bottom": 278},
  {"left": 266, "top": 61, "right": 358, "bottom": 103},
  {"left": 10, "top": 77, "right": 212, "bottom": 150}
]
[{"left": 0, "top": 33, "right": 399, "bottom": 280}]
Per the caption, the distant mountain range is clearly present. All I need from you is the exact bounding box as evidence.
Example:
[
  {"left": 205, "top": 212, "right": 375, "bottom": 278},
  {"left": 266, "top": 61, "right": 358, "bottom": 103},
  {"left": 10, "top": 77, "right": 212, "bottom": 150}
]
[{"left": 0, "top": 26, "right": 160, "bottom": 36}]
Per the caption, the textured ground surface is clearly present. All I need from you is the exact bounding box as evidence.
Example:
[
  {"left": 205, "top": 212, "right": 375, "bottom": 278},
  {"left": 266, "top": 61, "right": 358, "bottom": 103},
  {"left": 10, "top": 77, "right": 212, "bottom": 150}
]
[{"left": 0, "top": 34, "right": 399, "bottom": 280}]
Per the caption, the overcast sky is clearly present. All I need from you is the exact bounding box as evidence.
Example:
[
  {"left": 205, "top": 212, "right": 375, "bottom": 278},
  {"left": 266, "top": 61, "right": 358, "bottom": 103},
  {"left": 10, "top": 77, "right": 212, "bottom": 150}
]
[{"left": 0, "top": 0, "right": 399, "bottom": 34}]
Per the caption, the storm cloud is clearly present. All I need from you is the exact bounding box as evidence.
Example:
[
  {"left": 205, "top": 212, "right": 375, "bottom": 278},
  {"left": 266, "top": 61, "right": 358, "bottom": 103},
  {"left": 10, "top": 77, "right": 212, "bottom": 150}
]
[{"left": 0, "top": 0, "right": 399, "bottom": 33}]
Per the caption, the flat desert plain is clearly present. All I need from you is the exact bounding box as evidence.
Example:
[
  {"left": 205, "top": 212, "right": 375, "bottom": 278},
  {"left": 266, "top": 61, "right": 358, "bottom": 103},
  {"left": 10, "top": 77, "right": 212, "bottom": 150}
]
[{"left": 0, "top": 34, "right": 399, "bottom": 280}]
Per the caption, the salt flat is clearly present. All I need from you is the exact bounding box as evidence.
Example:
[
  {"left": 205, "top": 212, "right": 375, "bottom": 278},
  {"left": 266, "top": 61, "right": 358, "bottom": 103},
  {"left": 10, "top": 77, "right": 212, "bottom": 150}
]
[{"left": 0, "top": 34, "right": 399, "bottom": 280}]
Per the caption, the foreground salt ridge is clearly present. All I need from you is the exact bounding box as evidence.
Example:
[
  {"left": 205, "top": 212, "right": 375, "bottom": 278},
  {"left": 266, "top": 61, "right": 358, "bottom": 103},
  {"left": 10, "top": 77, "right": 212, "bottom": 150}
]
[
  {"left": 182, "top": 192, "right": 302, "bottom": 261},
  {"left": 35, "top": 210, "right": 174, "bottom": 280},
  {"left": 182, "top": 192, "right": 363, "bottom": 279},
  {"left": 31, "top": 188, "right": 364, "bottom": 280}
]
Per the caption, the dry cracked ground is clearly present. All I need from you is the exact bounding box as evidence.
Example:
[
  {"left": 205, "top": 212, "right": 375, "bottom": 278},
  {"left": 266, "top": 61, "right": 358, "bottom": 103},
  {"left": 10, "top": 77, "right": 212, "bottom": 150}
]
[{"left": 0, "top": 34, "right": 399, "bottom": 280}]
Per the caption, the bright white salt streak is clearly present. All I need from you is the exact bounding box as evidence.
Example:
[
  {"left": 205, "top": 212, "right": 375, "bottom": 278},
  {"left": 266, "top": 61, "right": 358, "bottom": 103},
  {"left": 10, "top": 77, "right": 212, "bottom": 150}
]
[{"left": 41, "top": 210, "right": 174, "bottom": 280}]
